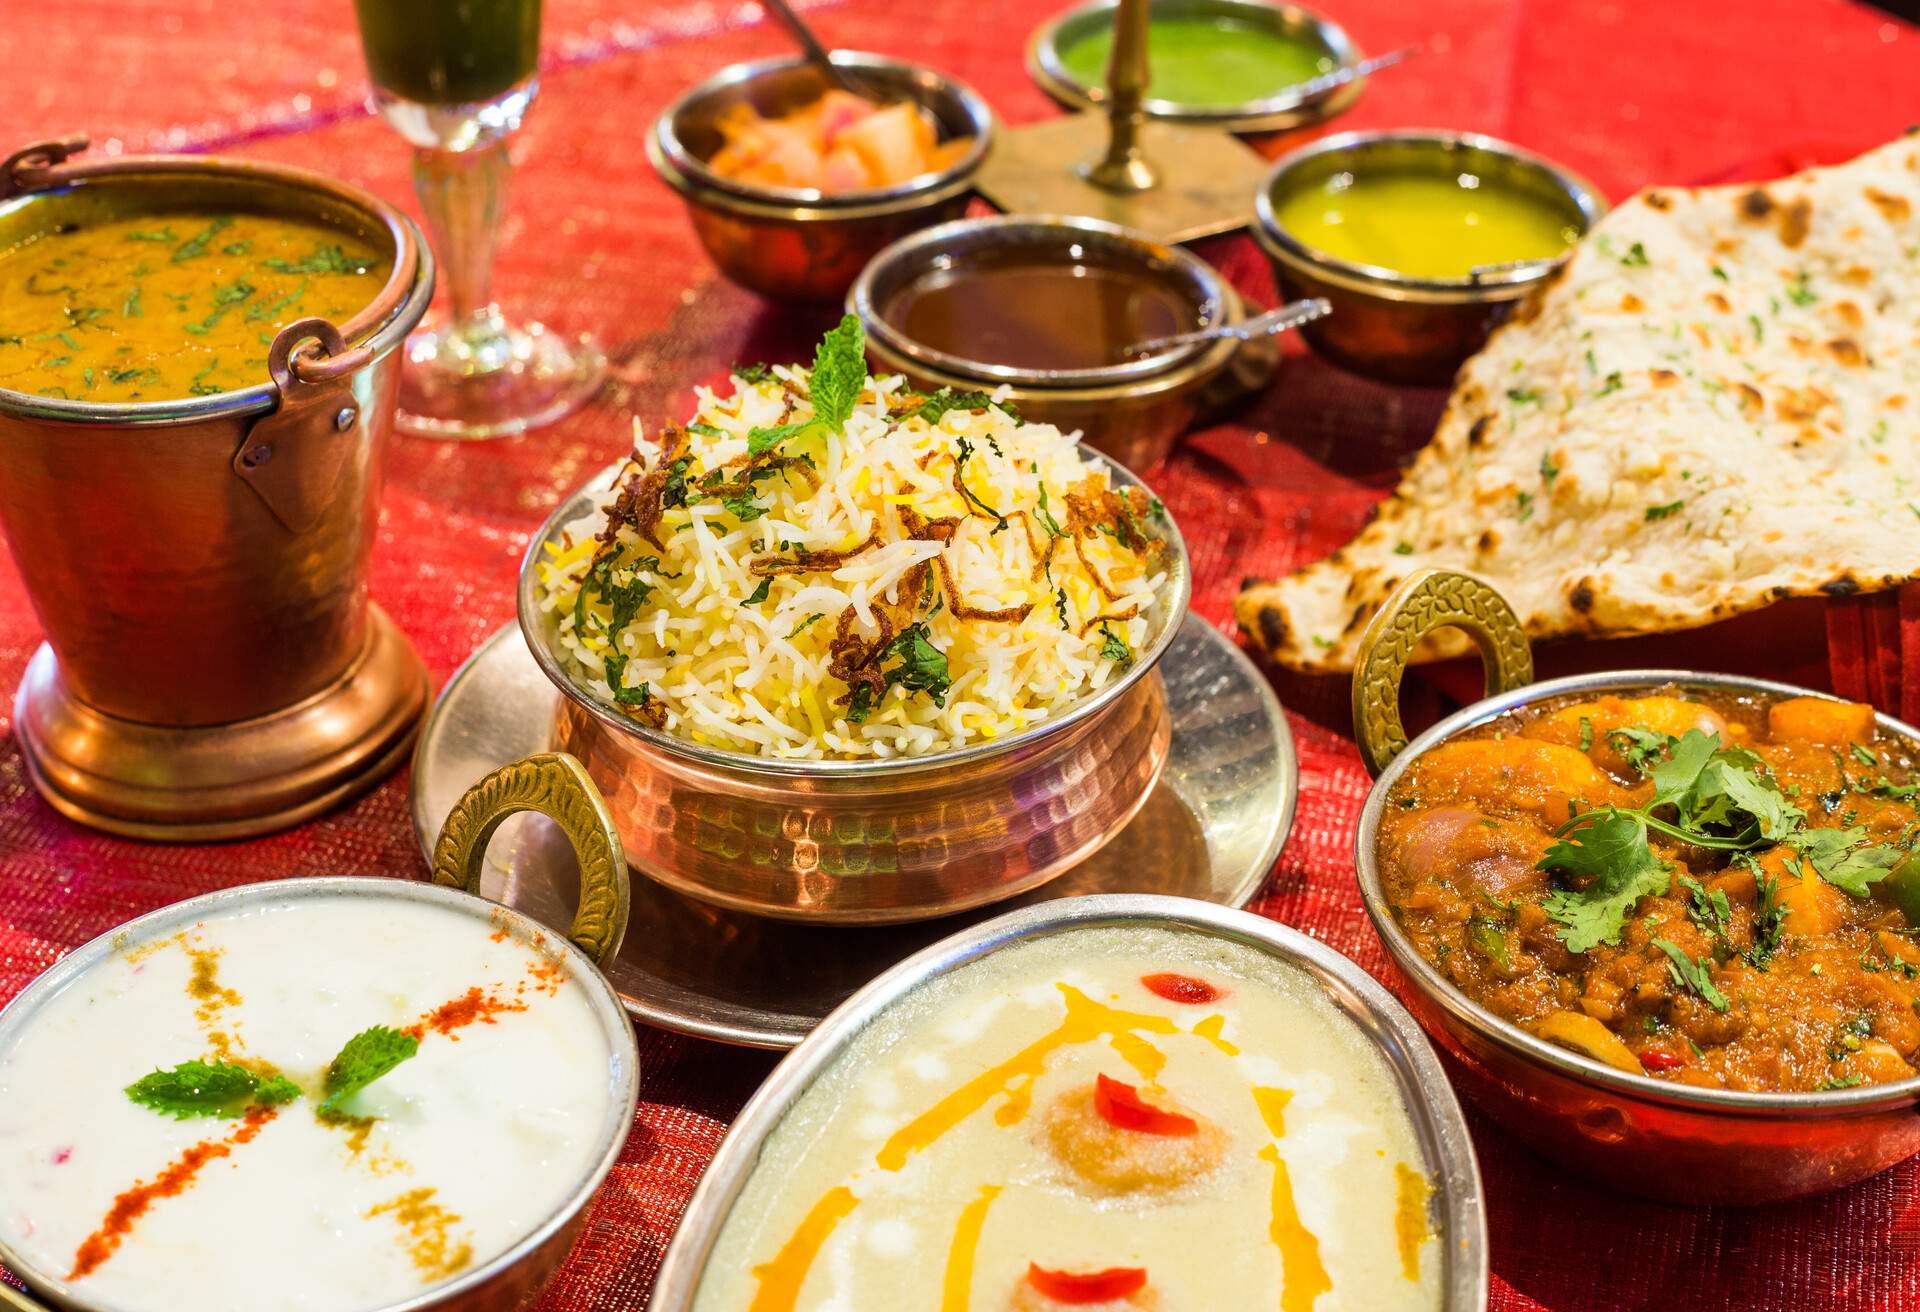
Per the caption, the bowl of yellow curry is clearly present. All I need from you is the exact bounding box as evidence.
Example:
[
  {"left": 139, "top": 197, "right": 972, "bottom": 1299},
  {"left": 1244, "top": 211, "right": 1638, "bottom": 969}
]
[
  {"left": 0, "top": 135, "right": 434, "bottom": 840},
  {"left": 1254, "top": 130, "right": 1604, "bottom": 386},
  {"left": 1349, "top": 568, "right": 1920, "bottom": 1204}
]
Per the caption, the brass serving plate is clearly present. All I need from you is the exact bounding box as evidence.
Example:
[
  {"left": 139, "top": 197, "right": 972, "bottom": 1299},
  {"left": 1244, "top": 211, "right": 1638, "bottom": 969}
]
[
  {"left": 0, "top": 754, "right": 639, "bottom": 1312},
  {"left": 648, "top": 894, "right": 1488, "bottom": 1310},
  {"left": 0, "top": 136, "right": 435, "bottom": 839},
  {"left": 410, "top": 616, "right": 1298, "bottom": 1047},
  {"left": 1351, "top": 568, "right": 1920, "bottom": 1203},
  {"left": 518, "top": 454, "right": 1191, "bottom": 926},
  {"left": 1254, "top": 130, "right": 1606, "bottom": 385}
]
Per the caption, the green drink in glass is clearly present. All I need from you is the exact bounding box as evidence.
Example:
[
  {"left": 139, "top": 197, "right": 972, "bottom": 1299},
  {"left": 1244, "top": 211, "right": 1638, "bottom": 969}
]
[{"left": 353, "top": 0, "right": 604, "bottom": 440}]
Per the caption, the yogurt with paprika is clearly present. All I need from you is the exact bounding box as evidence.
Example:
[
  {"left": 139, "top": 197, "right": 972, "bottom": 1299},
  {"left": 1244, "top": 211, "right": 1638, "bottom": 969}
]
[{"left": 0, "top": 884, "right": 632, "bottom": 1312}]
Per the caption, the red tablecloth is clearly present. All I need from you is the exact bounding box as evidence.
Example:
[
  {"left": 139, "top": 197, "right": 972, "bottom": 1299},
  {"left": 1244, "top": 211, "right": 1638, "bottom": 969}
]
[{"left": 6, "top": 2, "right": 1920, "bottom": 1308}]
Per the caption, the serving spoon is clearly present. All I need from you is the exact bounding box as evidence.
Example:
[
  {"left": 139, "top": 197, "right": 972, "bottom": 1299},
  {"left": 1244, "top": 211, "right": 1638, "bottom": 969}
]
[
  {"left": 760, "top": 0, "right": 894, "bottom": 102},
  {"left": 1128, "top": 297, "right": 1332, "bottom": 357},
  {"left": 1280, "top": 45, "right": 1422, "bottom": 103}
]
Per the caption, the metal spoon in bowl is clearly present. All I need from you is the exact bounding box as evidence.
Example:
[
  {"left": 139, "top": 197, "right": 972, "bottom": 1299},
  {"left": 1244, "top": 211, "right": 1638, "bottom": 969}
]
[
  {"left": 1128, "top": 297, "right": 1332, "bottom": 357},
  {"left": 759, "top": 0, "right": 894, "bottom": 103},
  {"left": 1281, "top": 45, "right": 1422, "bottom": 103}
]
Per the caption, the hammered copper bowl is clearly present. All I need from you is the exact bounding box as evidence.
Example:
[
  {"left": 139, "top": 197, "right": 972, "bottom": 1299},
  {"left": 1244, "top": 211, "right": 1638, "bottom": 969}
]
[
  {"left": 648, "top": 51, "right": 994, "bottom": 303},
  {"left": 1028, "top": 0, "right": 1366, "bottom": 148},
  {"left": 850, "top": 215, "right": 1241, "bottom": 471},
  {"left": 517, "top": 453, "right": 1190, "bottom": 925},
  {"left": 1348, "top": 568, "right": 1920, "bottom": 1204},
  {"left": 1254, "top": 130, "right": 1604, "bottom": 385}
]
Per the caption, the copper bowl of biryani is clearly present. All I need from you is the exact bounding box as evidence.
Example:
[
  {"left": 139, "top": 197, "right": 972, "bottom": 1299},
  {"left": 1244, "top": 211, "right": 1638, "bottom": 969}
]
[
  {"left": 1349, "top": 568, "right": 1920, "bottom": 1203},
  {"left": 649, "top": 51, "right": 995, "bottom": 303},
  {"left": 517, "top": 345, "right": 1190, "bottom": 925}
]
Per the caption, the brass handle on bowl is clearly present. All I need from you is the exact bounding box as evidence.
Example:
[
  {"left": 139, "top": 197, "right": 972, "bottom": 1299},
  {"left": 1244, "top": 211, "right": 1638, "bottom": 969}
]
[
  {"left": 1351, "top": 567, "right": 1534, "bottom": 777},
  {"left": 430, "top": 752, "right": 631, "bottom": 967}
]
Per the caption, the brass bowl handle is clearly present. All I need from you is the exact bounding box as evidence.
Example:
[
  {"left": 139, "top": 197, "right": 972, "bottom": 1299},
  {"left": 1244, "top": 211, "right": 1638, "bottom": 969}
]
[
  {"left": 1351, "top": 567, "right": 1534, "bottom": 777},
  {"left": 429, "top": 752, "right": 630, "bottom": 967}
]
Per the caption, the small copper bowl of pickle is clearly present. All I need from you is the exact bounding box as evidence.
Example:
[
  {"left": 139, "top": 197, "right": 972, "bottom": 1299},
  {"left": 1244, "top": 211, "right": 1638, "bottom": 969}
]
[
  {"left": 1350, "top": 568, "right": 1920, "bottom": 1204},
  {"left": 649, "top": 51, "right": 994, "bottom": 303}
]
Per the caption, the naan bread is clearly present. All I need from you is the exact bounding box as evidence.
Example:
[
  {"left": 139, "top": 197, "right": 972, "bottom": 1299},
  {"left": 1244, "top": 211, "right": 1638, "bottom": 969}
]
[{"left": 1237, "top": 135, "right": 1920, "bottom": 673}]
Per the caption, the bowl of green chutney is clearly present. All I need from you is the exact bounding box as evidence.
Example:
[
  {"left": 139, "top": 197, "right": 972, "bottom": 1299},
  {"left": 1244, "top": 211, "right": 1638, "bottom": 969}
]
[{"left": 1028, "top": 0, "right": 1364, "bottom": 143}]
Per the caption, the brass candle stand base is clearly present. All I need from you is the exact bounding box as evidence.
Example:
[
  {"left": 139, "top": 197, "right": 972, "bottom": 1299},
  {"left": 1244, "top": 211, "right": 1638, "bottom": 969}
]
[
  {"left": 14, "top": 604, "right": 429, "bottom": 841},
  {"left": 974, "top": 112, "right": 1271, "bottom": 244}
]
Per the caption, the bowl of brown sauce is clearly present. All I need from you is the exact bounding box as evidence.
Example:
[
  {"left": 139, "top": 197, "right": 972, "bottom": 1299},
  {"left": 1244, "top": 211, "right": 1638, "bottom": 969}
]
[
  {"left": 849, "top": 215, "right": 1247, "bottom": 470},
  {"left": 1348, "top": 567, "right": 1920, "bottom": 1205}
]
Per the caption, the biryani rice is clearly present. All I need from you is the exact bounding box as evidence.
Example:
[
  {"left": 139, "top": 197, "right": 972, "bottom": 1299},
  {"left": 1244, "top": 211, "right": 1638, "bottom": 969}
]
[{"left": 532, "top": 367, "right": 1172, "bottom": 760}]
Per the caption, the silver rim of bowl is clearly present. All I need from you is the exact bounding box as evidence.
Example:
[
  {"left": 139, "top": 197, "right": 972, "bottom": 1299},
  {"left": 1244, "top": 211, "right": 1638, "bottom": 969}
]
[
  {"left": 1355, "top": 668, "right": 1920, "bottom": 1115},
  {"left": 1026, "top": 0, "right": 1364, "bottom": 129},
  {"left": 1253, "top": 128, "right": 1608, "bottom": 303},
  {"left": 649, "top": 50, "right": 994, "bottom": 213},
  {"left": 650, "top": 894, "right": 1488, "bottom": 1312},
  {"left": 848, "top": 214, "right": 1230, "bottom": 387},
  {"left": 0, "top": 876, "right": 640, "bottom": 1312},
  {"left": 517, "top": 447, "right": 1192, "bottom": 780}
]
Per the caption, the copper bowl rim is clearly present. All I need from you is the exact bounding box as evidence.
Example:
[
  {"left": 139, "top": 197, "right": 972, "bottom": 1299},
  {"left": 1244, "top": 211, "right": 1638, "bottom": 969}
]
[
  {"left": 0, "top": 875, "right": 640, "bottom": 1312},
  {"left": 1253, "top": 129, "right": 1607, "bottom": 304},
  {"left": 1026, "top": 0, "right": 1366, "bottom": 131},
  {"left": 648, "top": 50, "right": 995, "bottom": 218},
  {"left": 516, "top": 450, "right": 1191, "bottom": 781},
  {"left": 1354, "top": 667, "right": 1920, "bottom": 1117},
  {"left": 846, "top": 214, "right": 1232, "bottom": 387},
  {"left": 0, "top": 150, "right": 433, "bottom": 425}
]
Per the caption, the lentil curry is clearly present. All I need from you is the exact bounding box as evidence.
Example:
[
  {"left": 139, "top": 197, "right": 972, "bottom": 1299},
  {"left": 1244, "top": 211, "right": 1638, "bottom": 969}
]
[
  {"left": 1380, "top": 688, "right": 1920, "bottom": 1093},
  {"left": 0, "top": 209, "right": 389, "bottom": 403}
]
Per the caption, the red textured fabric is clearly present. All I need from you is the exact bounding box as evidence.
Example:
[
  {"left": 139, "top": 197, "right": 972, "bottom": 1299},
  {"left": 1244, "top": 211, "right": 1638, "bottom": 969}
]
[{"left": 4, "top": 2, "right": 1920, "bottom": 1309}]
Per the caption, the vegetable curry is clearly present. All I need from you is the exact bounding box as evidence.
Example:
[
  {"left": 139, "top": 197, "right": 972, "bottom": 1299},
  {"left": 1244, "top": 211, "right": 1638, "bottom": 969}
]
[
  {"left": 0, "top": 210, "right": 389, "bottom": 403},
  {"left": 1381, "top": 688, "right": 1920, "bottom": 1092}
]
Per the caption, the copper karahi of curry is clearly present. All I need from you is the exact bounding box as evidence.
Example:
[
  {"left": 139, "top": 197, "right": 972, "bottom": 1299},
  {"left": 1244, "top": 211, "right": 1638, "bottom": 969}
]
[{"left": 1381, "top": 689, "right": 1920, "bottom": 1093}]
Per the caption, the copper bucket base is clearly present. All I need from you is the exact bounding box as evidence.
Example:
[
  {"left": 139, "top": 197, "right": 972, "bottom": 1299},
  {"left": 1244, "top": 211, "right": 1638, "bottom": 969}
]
[{"left": 13, "top": 604, "right": 428, "bottom": 841}]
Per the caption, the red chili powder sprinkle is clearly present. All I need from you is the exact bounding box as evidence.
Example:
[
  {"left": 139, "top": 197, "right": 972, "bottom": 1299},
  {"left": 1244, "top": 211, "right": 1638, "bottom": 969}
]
[
  {"left": 68, "top": 1106, "right": 278, "bottom": 1280},
  {"left": 403, "top": 987, "right": 528, "bottom": 1042},
  {"left": 1140, "top": 972, "right": 1225, "bottom": 1005}
]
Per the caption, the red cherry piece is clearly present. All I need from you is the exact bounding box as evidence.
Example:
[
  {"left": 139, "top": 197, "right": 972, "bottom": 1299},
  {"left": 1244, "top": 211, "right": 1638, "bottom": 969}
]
[
  {"left": 1140, "top": 972, "right": 1222, "bottom": 1004},
  {"left": 1093, "top": 1073, "right": 1198, "bottom": 1136},
  {"left": 1027, "top": 1263, "right": 1149, "bottom": 1303}
]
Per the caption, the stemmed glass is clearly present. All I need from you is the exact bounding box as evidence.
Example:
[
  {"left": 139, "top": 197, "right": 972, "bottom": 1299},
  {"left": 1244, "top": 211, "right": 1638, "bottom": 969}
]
[{"left": 352, "top": 0, "right": 604, "bottom": 440}]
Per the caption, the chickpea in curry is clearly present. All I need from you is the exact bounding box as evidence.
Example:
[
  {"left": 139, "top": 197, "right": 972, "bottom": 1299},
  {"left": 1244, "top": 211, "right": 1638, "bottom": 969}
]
[{"left": 1380, "top": 689, "right": 1920, "bottom": 1093}]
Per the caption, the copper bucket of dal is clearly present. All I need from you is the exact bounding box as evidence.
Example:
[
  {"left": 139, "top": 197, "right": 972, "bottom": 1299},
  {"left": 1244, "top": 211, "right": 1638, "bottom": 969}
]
[{"left": 0, "top": 137, "right": 435, "bottom": 839}]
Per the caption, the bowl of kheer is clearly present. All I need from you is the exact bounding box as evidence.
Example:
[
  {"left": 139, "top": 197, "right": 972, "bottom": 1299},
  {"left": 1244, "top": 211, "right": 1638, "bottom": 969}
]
[
  {"left": 0, "top": 754, "right": 639, "bottom": 1312},
  {"left": 650, "top": 894, "right": 1487, "bottom": 1311}
]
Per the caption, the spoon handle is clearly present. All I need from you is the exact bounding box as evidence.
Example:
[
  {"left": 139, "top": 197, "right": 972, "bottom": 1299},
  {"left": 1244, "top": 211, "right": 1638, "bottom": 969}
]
[
  {"left": 1130, "top": 298, "right": 1331, "bottom": 356},
  {"left": 1286, "top": 45, "right": 1421, "bottom": 101},
  {"left": 760, "top": 0, "right": 881, "bottom": 100}
]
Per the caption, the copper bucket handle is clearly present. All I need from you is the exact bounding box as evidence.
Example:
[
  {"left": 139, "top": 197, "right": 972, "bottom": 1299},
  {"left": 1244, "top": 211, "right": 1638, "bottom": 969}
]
[
  {"left": 231, "top": 318, "right": 373, "bottom": 534},
  {"left": 1351, "top": 567, "right": 1535, "bottom": 777},
  {"left": 429, "top": 752, "right": 632, "bottom": 967},
  {"left": 1, "top": 134, "right": 90, "bottom": 200},
  {"left": 267, "top": 317, "right": 373, "bottom": 389}
]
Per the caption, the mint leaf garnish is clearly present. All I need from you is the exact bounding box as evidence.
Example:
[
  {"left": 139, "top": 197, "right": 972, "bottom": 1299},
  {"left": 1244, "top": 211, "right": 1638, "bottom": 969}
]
[
  {"left": 806, "top": 313, "right": 865, "bottom": 434},
  {"left": 126, "top": 1060, "right": 289, "bottom": 1119},
  {"left": 320, "top": 1025, "right": 419, "bottom": 1115}
]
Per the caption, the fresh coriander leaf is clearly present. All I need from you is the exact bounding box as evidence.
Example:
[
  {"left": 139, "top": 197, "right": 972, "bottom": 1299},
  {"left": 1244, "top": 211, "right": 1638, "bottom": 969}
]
[
  {"left": 687, "top": 420, "right": 726, "bottom": 439},
  {"left": 1097, "top": 623, "right": 1131, "bottom": 665},
  {"left": 1648, "top": 728, "right": 1718, "bottom": 806},
  {"left": 806, "top": 313, "right": 865, "bottom": 434},
  {"left": 1652, "top": 938, "right": 1729, "bottom": 1011},
  {"left": 723, "top": 491, "right": 767, "bottom": 522},
  {"left": 1578, "top": 716, "right": 1594, "bottom": 753},
  {"left": 1850, "top": 744, "right": 1879, "bottom": 768},
  {"left": 791, "top": 613, "right": 824, "bottom": 636},
  {"left": 741, "top": 576, "right": 772, "bottom": 606},
  {"left": 748, "top": 420, "right": 810, "bottom": 457},
  {"left": 1607, "top": 726, "right": 1672, "bottom": 774},
  {"left": 125, "top": 1060, "right": 261, "bottom": 1119},
  {"left": 1467, "top": 917, "right": 1511, "bottom": 970},
  {"left": 1645, "top": 499, "right": 1685, "bottom": 521},
  {"left": 1538, "top": 810, "right": 1671, "bottom": 952},
  {"left": 320, "top": 1025, "right": 419, "bottom": 1115},
  {"left": 660, "top": 456, "right": 695, "bottom": 509},
  {"left": 1619, "top": 241, "right": 1650, "bottom": 267},
  {"left": 1035, "top": 483, "right": 1065, "bottom": 538},
  {"left": 261, "top": 242, "right": 358, "bottom": 275},
  {"left": 880, "top": 623, "right": 951, "bottom": 707},
  {"left": 171, "top": 217, "right": 233, "bottom": 263},
  {"left": 1789, "top": 827, "right": 1902, "bottom": 897},
  {"left": 907, "top": 388, "right": 997, "bottom": 424},
  {"left": 1744, "top": 862, "right": 1789, "bottom": 969},
  {"left": 1678, "top": 873, "right": 1733, "bottom": 945},
  {"left": 1816, "top": 1073, "right": 1866, "bottom": 1091},
  {"left": 733, "top": 362, "right": 773, "bottom": 385},
  {"left": 1540, "top": 452, "right": 1560, "bottom": 486}
]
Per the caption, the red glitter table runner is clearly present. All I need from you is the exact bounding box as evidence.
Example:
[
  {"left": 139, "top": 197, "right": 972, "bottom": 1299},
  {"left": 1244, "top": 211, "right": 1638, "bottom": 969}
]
[{"left": 4, "top": 2, "right": 1920, "bottom": 1308}]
